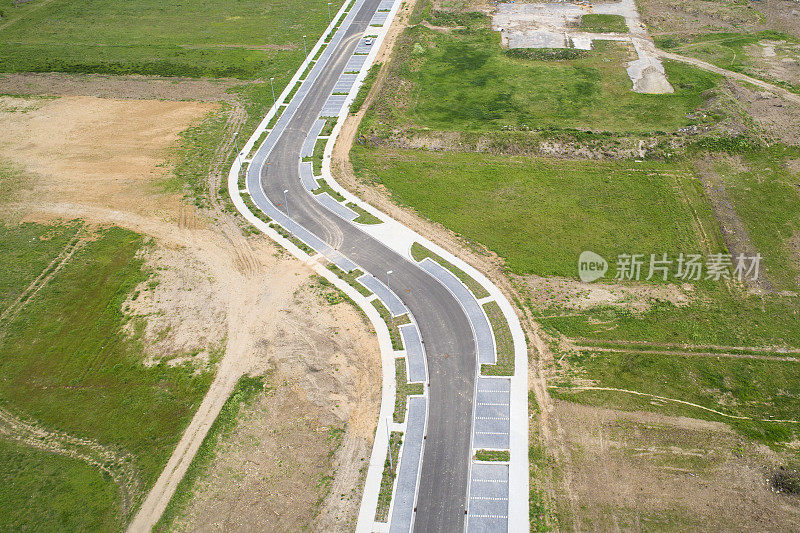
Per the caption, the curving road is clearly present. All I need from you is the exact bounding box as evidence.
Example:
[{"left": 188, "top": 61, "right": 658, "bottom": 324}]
[{"left": 245, "top": 0, "right": 477, "bottom": 530}]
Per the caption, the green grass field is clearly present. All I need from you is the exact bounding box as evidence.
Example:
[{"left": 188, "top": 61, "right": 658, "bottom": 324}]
[
  {"left": 0, "top": 0, "right": 344, "bottom": 79},
  {"left": 711, "top": 146, "right": 800, "bottom": 292},
  {"left": 352, "top": 147, "right": 719, "bottom": 276},
  {"left": 580, "top": 14, "right": 628, "bottom": 34},
  {"left": 362, "top": 17, "right": 721, "bottom": 136},
  {"left": 552, "top": 350, "right": 800, "bottom": 447},
  {"left": 0, "top": 438, "right": 122, "bottom": 531},
  {"left": 0, "top": 222, "right": 213, "bottom": 528}
]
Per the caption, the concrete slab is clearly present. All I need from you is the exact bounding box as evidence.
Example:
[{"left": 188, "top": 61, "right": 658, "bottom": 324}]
[
  {"left": 399, "top": 324, "right": 425, "bottom": 382},
  {"left": 370, "top": 11, "right": 389, "bottom": 25},
  {"left": 345, "top": 54, "right": 368, "bottom": 72},
  {"left": 473, "top": 377, "right": 510, "bottom": 450},
  {"left": 299, "top": 161, "right": 319, "bottom": 191},
  {"left": 468, "top": 463, "right": 509, "bottom": 532},
  {"left": 301, "top": 119, "right": 325, "bottom": 158},
  {"left": 320, "top": 94, "right": 348, "bottom": 117},
  {"left": 389, "top": 396, "right": 426, "bottom": 533},
  {"left": 334, "top": 73, "right": 358, "bottom": 93},
  {"left": 315, "top": 192, "right": 358, "bottom": 222},
  {"left": 419, "top": 258, "right": 495, "bottom": 364},
  {"left": 357, "top": 273, "right": 406, "bottom": 317}
]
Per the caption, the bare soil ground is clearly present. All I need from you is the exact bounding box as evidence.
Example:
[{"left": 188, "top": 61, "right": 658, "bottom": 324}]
[
  {"left": 0, "top": 92, "right": 380, "bottom": 529},
  {"left": 638, "top": 0, "right": 800, "bottom": 38},
  {"left": 554, "top": 401, "right": 800, "bottom": 530},
  {"left": 0, "top": 72, "right": 249, "bottom": 103}
]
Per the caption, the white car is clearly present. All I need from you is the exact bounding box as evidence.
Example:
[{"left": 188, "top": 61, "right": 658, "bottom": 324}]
[{"left": 364, "top": 37, "right": 374, "bottom": 46}]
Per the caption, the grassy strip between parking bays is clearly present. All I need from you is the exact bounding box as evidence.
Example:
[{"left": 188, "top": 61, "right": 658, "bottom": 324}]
[
  {"left": 320, "top": 117, "right": 337, "bottom": 137},
  {"left": 373, "top": 300, "right": 411, "bottom": 351},
  {"left": 327, "top": 265, "right": 371, "bottom": 296},
  {"left": 474, "top": 449, "right": 510, "bottom": 462},
  {"left": 480, "top": 301, "right": 514, "bottom": 376},
  {"left": 348, "top": 202, "right": 382, "bottom": 224},
  {"left": 394, "top": 358, "right": 424, "bottom": 423},
  {"left": 314, "top": 179, "right": 346, "bottom": 202},
  {"left": 351, "top": 63, "right": 381, "bottom": 115},
  {"left": 375, "top": 431, "right": 402, "bottom": 522},
  {"left": 410, "top": 242, "right": 489, "bottom": 299},
  {"left": 311, "top": 137, "right": 327, "bottom": 174},
  {"left": 154, "top": 376, "right": 267, "bottom": 532}
]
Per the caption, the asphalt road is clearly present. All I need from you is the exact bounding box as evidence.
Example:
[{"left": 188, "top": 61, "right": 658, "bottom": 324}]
[{"left": 246, "top": 1, "right": 478, "bottom": 530}]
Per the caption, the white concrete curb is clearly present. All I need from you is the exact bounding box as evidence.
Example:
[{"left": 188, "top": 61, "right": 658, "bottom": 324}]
[{"left": 229, "top": 0, "right": 529, "bottom": 530}]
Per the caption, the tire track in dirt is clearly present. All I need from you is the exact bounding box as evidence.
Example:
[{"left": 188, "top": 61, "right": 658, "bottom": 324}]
[
  {"left": 0, "top": 405, "right": 141, "bottom": 515},
  {"left": 0, "top": 230, "right": 86, "bottom": 328}
]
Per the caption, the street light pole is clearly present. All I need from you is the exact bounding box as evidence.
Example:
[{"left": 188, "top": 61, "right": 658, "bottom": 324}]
[
  {"left": 303, "top": 34, "right": 307, "bottom": 57},
  {"left": 283, "top": 188, "right": 293, "bottom": 237},
  {"left": 387, "top": 270, "right": 394, "bottom": 328},
  {"left": 327, "top": 2, "right": 332, "bottom": 24},
  {"left": 233, "top": 132, "right": 241, "bottom": 164},
  {"left": 270, "top": 77, "right": 276, "bottom": 106}
]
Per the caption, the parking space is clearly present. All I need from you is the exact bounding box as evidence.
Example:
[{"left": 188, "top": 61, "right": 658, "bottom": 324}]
[
  {"left": 333, "top": 73, "right": 358, "bottom": 93},
  {"left": 320, "top": 94, "right": 348, "bottom": 117},
  {"left": 344, "top": 53, "right": 368, "bottom": 73},
  {"left": 467, "top": 463, "right": 509, "bottom": 532},
  {"left": 299, "top": 161, "right": 318, "bottom": 191},
  {"left": 399, "top": 324, "right": 425, "bottom": 382},
  {"left": 472, "top": 377, "right": 510, "bottom": 449}
]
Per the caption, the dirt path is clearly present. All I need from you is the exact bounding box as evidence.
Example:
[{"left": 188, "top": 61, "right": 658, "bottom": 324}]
[
  {"left": 571, "top": 345, "right": 800, "bottom": 362},
  {"left": 657, "top": 49, "right": 800, "bottom": 105}
]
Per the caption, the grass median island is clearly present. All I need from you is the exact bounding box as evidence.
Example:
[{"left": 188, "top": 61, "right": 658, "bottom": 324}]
[
  {"left": 372, "top": 300, "right": 411, "bottom": 351},
  {"left": 0, "top": 222, "right": 214, "bottom": 526},
  {"left": 394, "top": 358, "right": 423, "bottom": 423},
  {"left": 375, "top": 431, "right": 402, "bottom": 521},
  {"left": 481, "top": 301, "right": 514, "bottom": 376},
  {"left": 474, "top": 449, "right": 510, "bottom": 462},
  {"left": 0, "top": 0, "right": 344, "bottom": 79},
  {"left": 348, "top": 202, "right": 383, "bottom": 224},
  {"left": 155, "top": 375, "right": 266, "bottom": 532},
  {"left": 410, "top": 242, "right": 489, "bottom": 298}
]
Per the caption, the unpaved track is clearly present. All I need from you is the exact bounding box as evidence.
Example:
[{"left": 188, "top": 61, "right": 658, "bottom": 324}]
[{"left": 657, "top": 49, "right": 800, "bottom": 105}]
